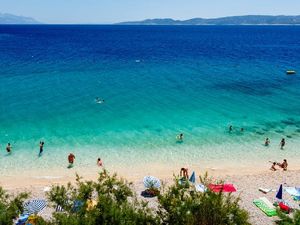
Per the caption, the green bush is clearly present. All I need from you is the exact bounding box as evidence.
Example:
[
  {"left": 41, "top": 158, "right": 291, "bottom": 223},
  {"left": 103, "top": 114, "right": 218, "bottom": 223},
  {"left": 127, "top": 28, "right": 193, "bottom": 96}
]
[
  {"left": 157, "top": 173, "right": 251, "bottom": 225},
  {"left": 275, "top": 209, "right": 300, "bottom": 225},
  {"left": 0, "top": 187, "right": 28, "bottom": 225}
]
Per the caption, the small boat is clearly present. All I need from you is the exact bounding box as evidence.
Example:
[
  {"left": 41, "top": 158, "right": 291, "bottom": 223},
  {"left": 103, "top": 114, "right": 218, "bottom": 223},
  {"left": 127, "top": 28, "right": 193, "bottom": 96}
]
[{"left": 286, "top": 70, "right": 296, "bottom": 75}]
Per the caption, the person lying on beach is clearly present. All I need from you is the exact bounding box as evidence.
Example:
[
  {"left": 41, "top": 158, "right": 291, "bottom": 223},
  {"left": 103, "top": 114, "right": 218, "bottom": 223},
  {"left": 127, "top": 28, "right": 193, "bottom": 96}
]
[
  {"left": 180, "top": 168, "right": 189, "bottom": 179},
  {"left": 39, "top": 141, "right": 44, "bottom": 155},
  {"left": 68, "top": 153, "right": 75, "bottom": 165},
  {"left": 280, "top": 138, "right": 285, "bottom": 149},
  {"left": 270, "top": 162, "right": 277, "bottom": 171},
  {"left": 97, "top": 158, "right": 103, "bottom": 167},
  {"left": 277, "top": 159, "right": 288, "bottom": 171},
  {"left": 265, "top": 138, "right": 270, "bottom": 146},
  {"left": 6, "top": 143, "right": 12, "bottom": 154}
]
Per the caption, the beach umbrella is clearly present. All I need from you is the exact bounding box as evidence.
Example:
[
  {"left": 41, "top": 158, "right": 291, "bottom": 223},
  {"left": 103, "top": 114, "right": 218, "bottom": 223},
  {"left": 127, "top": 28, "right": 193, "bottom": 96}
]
[
  {"left": 276, "top": 184, "right": 283, "bottom": 200},
  {"left": 189, "top": 171, "right": 196, "bottom": 183},
  {"left": 143, "top": 176, "right": 161, "bottom": 189},
  {"left": 23, "top": 199, "right": 47, "bottom": 215}
]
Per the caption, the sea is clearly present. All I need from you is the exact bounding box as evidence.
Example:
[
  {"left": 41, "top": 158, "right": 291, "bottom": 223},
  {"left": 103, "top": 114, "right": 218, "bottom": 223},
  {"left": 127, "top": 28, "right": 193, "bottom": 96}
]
[{"left": 1, "top": 25, "right": 300, "bottom": 176}]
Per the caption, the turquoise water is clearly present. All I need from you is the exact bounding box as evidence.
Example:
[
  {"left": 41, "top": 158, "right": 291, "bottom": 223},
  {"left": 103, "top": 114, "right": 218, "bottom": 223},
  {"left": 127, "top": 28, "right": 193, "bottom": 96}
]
[{"left": 1, "top": 25, "right": 300, "bottom": 176}]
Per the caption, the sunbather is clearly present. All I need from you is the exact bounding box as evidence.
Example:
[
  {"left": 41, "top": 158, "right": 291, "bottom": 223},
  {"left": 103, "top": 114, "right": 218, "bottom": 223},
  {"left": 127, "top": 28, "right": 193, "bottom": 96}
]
[
  {"left": 180, "top": 167, "right": 189, "bottom": 179},
  {"left": 277, "top": 159, "right": 288, "bottom": 171}
]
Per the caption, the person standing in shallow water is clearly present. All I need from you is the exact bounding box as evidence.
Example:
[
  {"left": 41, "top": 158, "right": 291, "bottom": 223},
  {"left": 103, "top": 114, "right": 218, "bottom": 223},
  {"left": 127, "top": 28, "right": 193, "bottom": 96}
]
[
  {"left": 280, "top": 138, "right": 285, "bottom": 149},
  {"left": 39, "top": 141, "right": 45, "bottom": 156},
  {"left": 265, "top": 138, "right": 270, "bottom": 146},
  {"left": 68, "top": 153, "right": 75, "bottom": 166},
  {"left": 6, "top": 143, "right": 12, "bottom": 154}
]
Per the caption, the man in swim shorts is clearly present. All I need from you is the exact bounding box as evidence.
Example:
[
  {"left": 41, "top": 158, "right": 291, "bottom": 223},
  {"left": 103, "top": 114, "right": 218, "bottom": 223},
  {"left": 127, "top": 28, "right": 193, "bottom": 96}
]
[
  {"left": 277, "top": 159, "right": 288, "bottom": 171},
  {"left": 39, "top": 141, "right": 44, "bottom": 155},
  {"left": 6, "top": 143, "right": 11, "bottom": 153},
  {"left": 68, "top": 153, "right": 75, "bottom": 165},
  {"left": 280, "top": 138, "right": 285, "bottom": 149}
]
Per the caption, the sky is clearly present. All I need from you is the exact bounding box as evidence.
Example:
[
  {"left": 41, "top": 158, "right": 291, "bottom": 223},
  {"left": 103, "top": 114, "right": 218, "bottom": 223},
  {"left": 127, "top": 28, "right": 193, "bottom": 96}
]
[{"left": 1, "top": 0, "right": 300, "bottom": 24}]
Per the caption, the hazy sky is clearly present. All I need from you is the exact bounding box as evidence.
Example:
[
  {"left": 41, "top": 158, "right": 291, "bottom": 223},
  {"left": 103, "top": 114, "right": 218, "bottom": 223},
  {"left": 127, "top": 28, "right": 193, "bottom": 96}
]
[{"left": 1, "top": 0, "right": 300, "bottom": 24}]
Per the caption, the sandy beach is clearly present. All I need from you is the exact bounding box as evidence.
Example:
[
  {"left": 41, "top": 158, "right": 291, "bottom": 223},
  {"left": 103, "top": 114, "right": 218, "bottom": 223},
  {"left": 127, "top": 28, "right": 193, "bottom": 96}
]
[{"left": 1, "top": 166, "right": 299, "bottom": 225}]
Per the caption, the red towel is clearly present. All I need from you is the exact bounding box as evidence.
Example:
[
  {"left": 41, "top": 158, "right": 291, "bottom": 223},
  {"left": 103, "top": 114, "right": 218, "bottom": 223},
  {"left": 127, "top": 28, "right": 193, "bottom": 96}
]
[
  {"left": 279, "top": 202, "right": 290, "bottom": 213},
  {"left": 208, "top": 184, "right": 237, "bottom": 192}
]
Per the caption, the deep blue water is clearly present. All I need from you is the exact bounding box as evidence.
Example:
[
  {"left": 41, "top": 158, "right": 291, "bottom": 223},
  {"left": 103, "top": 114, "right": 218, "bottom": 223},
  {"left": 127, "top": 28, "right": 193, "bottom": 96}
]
[{"left": 1, "top": 25, "right": 300, "bottom": 173}]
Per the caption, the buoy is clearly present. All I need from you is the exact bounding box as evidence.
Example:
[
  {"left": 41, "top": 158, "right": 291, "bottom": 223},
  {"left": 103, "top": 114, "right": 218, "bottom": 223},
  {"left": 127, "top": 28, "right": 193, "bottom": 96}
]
[{"left": 286, "top": 70, "right": 296, "bottom": 75}]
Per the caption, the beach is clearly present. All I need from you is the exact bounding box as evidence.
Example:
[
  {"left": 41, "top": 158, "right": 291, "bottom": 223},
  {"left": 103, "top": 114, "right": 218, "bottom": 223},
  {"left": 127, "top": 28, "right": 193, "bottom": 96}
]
[{"left": 2, "top": 168, "right": 299, "bottom": 225}]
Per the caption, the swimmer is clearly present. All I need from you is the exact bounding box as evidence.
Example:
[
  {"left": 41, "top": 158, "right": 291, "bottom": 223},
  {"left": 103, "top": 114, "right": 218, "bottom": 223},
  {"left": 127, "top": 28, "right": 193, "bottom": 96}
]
[
  {"left": 39, "top": 141, "right": 45, "bottom": 155},
  {"left": 270, "top": 162, "right": 276, "bottom": 171},
  {"left": 95, "top": 97, "right": 104, "bottom": 104},
  {"left": 265, "top": 138, "right": 270, "bottom": 146},
  {"left": 240, "top": 128, "right": 244, "bottom": 132},
  {"left": 68, "top": 153, "right": 75, "bottom": 165},
  {"left": 6, "top": 143, "right": 12, "bottom": 154},
  {"left": 229, "top": 125, "right": 233, "bottom": 132},
  {"left": 97, "top": 158, "right": 103, "bottom": 167},
  {"left": 280, "top": 138, "right": 285, "bottom": 149}
]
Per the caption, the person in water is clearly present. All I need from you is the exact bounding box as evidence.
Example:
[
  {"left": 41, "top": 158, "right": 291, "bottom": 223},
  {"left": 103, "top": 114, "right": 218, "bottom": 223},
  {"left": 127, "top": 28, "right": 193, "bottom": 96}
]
[
  {"left": 229, "top": 125, "right": 233, "bottom": 132},
  {"left": 95, "top": 97, "right": 104, "bottom": 104},
  {"left": 39, "top": 141, "right": 45, "bottom": 155},
  {"left": 277, "top": 159, "right": 288, "bottom": 171},
  {"left": 68, "top": 153, "right": 75, "bottom": 165},
  {"left": 180, "top": 167, "right": 189, "bottom": 179},
  {"left": 178, "top": 133, "right": 184, "bottom": 141},
  {"left": 97, "top": 158, "right": 103, "bottom": 167},
  {"left": 280, "top": 138, "right": 285, "bottom": 149},
  {"left": 240, "top": 128, "right": 244, "bottom": 132},
  {"left": 6, "top": 143, "right": 12, "bottom": 153},
  {"left": 270, "top": 162, "right": 277, "bottom": 171},
  {"left": 265, "top": 138, "right": 270, "bottom": 146}
]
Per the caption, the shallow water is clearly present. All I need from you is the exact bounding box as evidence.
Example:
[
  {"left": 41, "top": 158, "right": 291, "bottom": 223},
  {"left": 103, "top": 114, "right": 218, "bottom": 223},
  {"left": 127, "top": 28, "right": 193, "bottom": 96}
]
[{"left": 1, "top": 25, "right": 300, "bottom": 176}]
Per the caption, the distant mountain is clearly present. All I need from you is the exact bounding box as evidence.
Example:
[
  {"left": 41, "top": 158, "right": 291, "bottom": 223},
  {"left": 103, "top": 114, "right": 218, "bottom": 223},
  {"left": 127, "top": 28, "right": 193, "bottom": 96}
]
[
  {"left": 117, "top": 15, "right": 300, "bottom": 25},
  {"left": 0, "top": 13, "right": 40, "bottom": 24}
]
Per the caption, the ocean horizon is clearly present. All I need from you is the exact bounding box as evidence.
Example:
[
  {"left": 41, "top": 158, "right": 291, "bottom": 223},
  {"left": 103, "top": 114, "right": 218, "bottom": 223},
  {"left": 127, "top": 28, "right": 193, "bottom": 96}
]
[{"left": 1, "top": 25, "right": 300, "bottom": 176}]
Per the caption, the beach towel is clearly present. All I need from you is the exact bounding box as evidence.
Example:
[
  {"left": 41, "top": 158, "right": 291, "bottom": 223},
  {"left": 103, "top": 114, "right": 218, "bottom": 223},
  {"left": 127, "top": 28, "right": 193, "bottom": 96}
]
[
  {"left": 285, "top": 187, "right": 300, "bottom": 197},
  {"left": 208, "top": 184, "right": 236, "bottom": 193},
  {"left": 23, "top": 199, "right": 47, "bottom": 215},
  {"left": 195, "top": 184, "right": 206, "bottom": 192},
  {"left": 253, "top": 197, "right": 277, "bottom": 217}
]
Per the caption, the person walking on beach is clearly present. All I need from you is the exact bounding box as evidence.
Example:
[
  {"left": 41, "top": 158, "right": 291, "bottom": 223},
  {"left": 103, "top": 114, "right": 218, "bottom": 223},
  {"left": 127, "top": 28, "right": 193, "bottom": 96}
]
[
  {"left": 97, "top": 158, "right": 103, "bottom": 167},
  {"left": 68, "top": 153, "right": 75, "bottom": 166},
  {"left": 6, "top": 143, "right": 12, "bottom": 154},
  {"left": 265, "top": 138, "right": 270, "bottom": 146},
  {"left": 39, "top": 141, "right": 45, "bottom": 156},
  {"left": 280, "top": 138, "right": 285, "bottom": 149}
]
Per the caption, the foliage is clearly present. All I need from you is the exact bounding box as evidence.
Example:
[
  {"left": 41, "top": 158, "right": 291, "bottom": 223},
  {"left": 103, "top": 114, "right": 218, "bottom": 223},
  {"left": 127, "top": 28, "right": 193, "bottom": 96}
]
[
  {"left": 46, "top": 170, "right": 159, "bottom": 225},
  {"left": 0, "top": 170, "right": 252, "bottom": 225},
  {"left": 275, "top": 209, "right": 300, "bottom": 225},
  {"left": 0, "top": 186, "right": 29, "bottom": 225},
  {"left": 157, "top": 172, "right": 251, "bottom": 225}
]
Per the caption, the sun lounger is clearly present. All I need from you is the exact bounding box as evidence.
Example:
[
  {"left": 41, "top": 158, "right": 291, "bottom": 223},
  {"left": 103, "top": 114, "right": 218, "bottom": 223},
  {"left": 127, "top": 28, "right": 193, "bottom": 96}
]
[
  {"left": 259, "top": 188, "right": 272, "bottom": 194},
  {"left": 253, "top": 197, "right": 277, "bottom": 217}
]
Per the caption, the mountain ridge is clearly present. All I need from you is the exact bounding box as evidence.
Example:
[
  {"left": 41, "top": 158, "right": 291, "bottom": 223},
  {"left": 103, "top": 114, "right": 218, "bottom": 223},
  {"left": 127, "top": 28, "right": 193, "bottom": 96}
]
[
  {"left": 0, "top": 13, "right": 41, "bottom": 24},
  {"left": 116, "top": 15, "right": 300, "bottom": 25}
]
